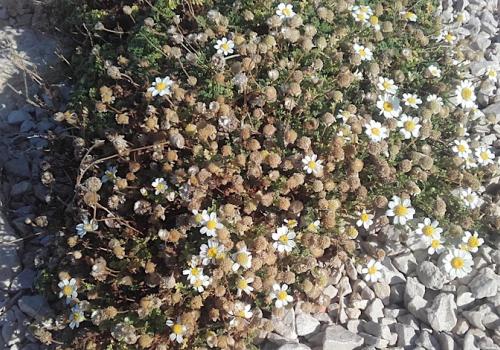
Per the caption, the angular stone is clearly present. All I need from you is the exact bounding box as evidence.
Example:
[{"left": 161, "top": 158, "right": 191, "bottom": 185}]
[
  {"left": 426, "top": 293, "right": 457, "bottom": 332},
  {"left": 359, "top": 332, "right": 389, "bottom": 349},
  {"left": 272, "top": 308, "right": 297, "bottom": 341},
  {"left": 392, "top": 252, "right": 417, "bottom": 275},
  {"left": 373, "top": 282, "right": 391, "bottom": 305},
  {"left": 407, "top": 296, "right": 428, "bottom": 322},
  {"left": 468, "top": 271, "right": 498, "bottom": 299},
  {"left": 438, "top": 332, "right": 457, "bottom": 350},
  {"left": 10, "top": 268, "right": 35, "bottom": 291},
  {"left": 404, "top": 277, "right": 425, "bottom": 306},
  {"left": 10, "top": 181, "right": 32, "bottom": 197},
  {"left": 277, "top": 344, "right": 311, "bottom": 350},
  {"left": 381, "top": 257, "right": 406, "bottom": 284},
  {"left": 395, "top": 324, "right": 417, "bottom": 348},
  {"left": 295, "top": 313, "right": 319, "bottom": 337},
  {"left": 7, "top": 110, "right": 31, "bottom": 125},
  {"left": 5, "top": 157, "right": 30, "bottom": 178},
  {"left": 417, "top": 261, "right": 445, "bottom": 290},
  {"left": 361, "top": 321, "right": 392, "bottom": 340},
  {"left": 17, "top": 295, "right": 53, "bottom": 321},
  {"left": 321, "top": 325, "right": 364, "bottom": 350},
  {"left": 365, "top": 298, "right": 384, "bottom": 322},
  {"left": 415, "top": 330, "right": 440, "bottom": 350}
]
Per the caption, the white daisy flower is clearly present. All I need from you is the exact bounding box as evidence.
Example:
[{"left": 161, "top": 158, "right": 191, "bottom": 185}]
[
  {"left": 302, "top": 153, "right": 323, "bottom": 175},
  {"left": 475, "top": 146, "right": 495, "bottom": 166},
  {"left": 236, "top": 276, "right": 254, "bottom": 297},
  {"left": 192, "top": 209, "right": 208, "bottom": 226},
  {"left": 191, "top": 274, "right": 211, "bottom": 293},
  {"left": 459, "top": 188, "right": 483, "bottom": 209},
  {"left": 69, "top": 305, "right": 85, "bottom": 329},
  {"left": 428, "top": 235, "right": 445, "bottom": 255},
  {"left": 200, "top": 212, "right": 223, "bottom": 237},
  {"left": 461, "top": 231, "right": 484, "bottom": 253},
  {"left": 351, "top": 5, "right": 373, "bottom": 23},
  {"left": 270, "top": 283, "right": 293, "bottom": 308},
  {"left": 427, "top": 65, "right": 442, "bottom": 78},
  {"left": 415, "top": 218, "right": 443, "bottom": 243},
  {"left": 58, "top": 278, "right": 78, "bottom": 303},
  {"left": 151, "top": 177, "right": 168, "bottom": 195},
  {"left": 463, "top": 155, "right": 478, "bottom": 170},
  {"left": 377, "top": 77, "right": 398, "bottom": 94},
  {"left": 276, "top": 3, "right": 295, "bottom": 19},
  {"left": 229, "top": 302, "right": 253, "bottom": 326},
  {"left": 76, "top": 217, "right": 98, "bottom": 238},
  {"left": 426, "top": 94, "right": 443, "bottom": 106},
  {"left": 455, "top": 81, "right": 477, "bottom": 109},
  {"left": 272, "top": 226, "right": 296, "bottom": 253},
  {"left": 182, "top": 257, "right": 203, "bottom": 283},
  {"left": 199, "top": 239, "right": 225, "bottom": 265},
  {"left": 437, "top": 30, "right": 457, "bottom": 44},
  {"left": 101, "top": 166, "right": 118, "bottom": 183},
  {"left": 166, "top": 319, "right": 187, "bottom": 344},
  {"left": 376, "top": 94, "right": 402, "bottom": 118},
  {"left": 148, "top": 76, "right": 174, "bottom": 97},
  {"left": 361, "top": 259, "right": 384, "bottom": 283},
  {"left": 356, "top": 210, "right": 374, "bottom": 229},
  {"left": 401, "top": 11, "right": 417, "bottom": 22},
  {"left": 402, "top": 93, "right": 422, "bottom": 109},
  {"left": 214, "top": 37, "right": 234, "bottom": 56},
  {"left": 397, "top": 114, "right": 421, "bottom": 139},
  {"left": 337, "top": 109, "right": 354, "bottom": 123},
  {"left": 386, "top": 196, "right": 415, "bottom": 225},
  {"left": 452, "top": 140, "right": 472, "bottom": 158},
  {"left": 353, "top": 44, "right": 373, "bottom": 61},
  {"left": 365, "top": 120, "right": 388, "bottom": 142},
  {"left": 440, "top": 248, "right": 473, "bottom": 280},
  {"left": 369, "top": 15, "right": 380, "bottom": 31},
  {"left": 284, "top": 218, "right": 298, "bottom": 229},
  {"left": 485, "top": 66, "right": 498, "bottom": 81},
  {"left": 232, "top": 247, "right": 252, "bottom": 272},
  {"left": 307, "top": 220, "right": 321, "bottom": 232}
]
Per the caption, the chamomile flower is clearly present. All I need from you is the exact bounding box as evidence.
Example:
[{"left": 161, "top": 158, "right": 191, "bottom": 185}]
[
  {"left": 272, "top": 226, "right": 296, "bottom": 253},
  {"left": 182, "top": 257, "right": 203, "bottom": 283},
  {"left": 166, "top": 319, "right": 187, "bottom": 344},
  {"left": 307, "top": 220, "right": 320, "bottom": 232},
  {"left": 151, "top": 178, "right": 168, "bottom": 195},
  {"left": 428, "top": 235, "right": 445, "bottom": 255},
  {"left": 485, "top": 66, "right": 498, "bottom": 81},
  {"left": 200, "top": 212, "right": 223, "bottom": 237},
  {"left": 58, "top": 278, "right": 78, "bottom": 303},
  {"left": 214, "top": 37, "right": 234, "bottom": 56},
  {"left": 361, "top": 259, "right": 384, "bottom": 283},
  {"left": 377, "top": 94, "right": 402, "bottom": 118},
  {"left": 353, "top": 44, "right": 373, "bottom": 61},
  {"left": 365, "top": 120, "right": 388, "bottom": 142},
  {"left": 459, "top": 188, "right": 483, "bottom": 209},
  {"left": 276, "top": 3, "right": 295, "bottom": 19},
  {"left": 386, "top": 196, "right": 415, "bottom": 225},
  {"left": 461, "top": 231, "right": 484, "bottom": 253},
  {"left": 351, "top": 5, "right": 373, "bottom": 23},
  {"left": 76, "top": 217, "right": 98, "bottom": 238},
  {"left": 302, "top": 154, "right": 323, "bottom": 175},
  {"left": 192, "top": 209, "right": 207, "bottom": 226},
  {"left": 232, "top": 247, "right": 252, "bottom": 272},
  {"left": 427, "top": 65, "right": 442, "bottom": 78},
  {"left": 401, "top": 11, "right": 417, "bottom": 22},
  {"left": 148, "top": 76, "right": 173, "bottom": 97},
  {"left": 191, "top": 274, "right": 211, "bottom": 293},
  {"left": 69, "top": 305, "right": 85, "bottom": 329},
  {"left": 199, "top": 239, "right": 225, "bottom": 265},
  {"left": 452, "top": 140, "right": 472, "bottom": 158},
  {"left": 229, "top": 302, "right": 253, "bottom": 326},
  {"left": 427, "top": 94, "right": 443, "bottom": 106},
  {"left": 236, "top": 276, "right": 254, "bottom": 297},
  {"left": 455, "top": 81, "right": 477, "bottom": 109},
  {"left": 440, "top": 249, "right": 473, "bottom": 279},
  {"left": 402, "top": 93, "right": 422, "bottom": 109},
  {"left": 397, "top": 114, "right": 421, "bottom": 139},
  {"left": 369, "top": 15, "right": 380, "bottom": 30},
  {"left": 475, "top": 146, "right": 495, "bottom": 166},
  {"left": 356, "top": 210, "right": 374, "bottom": 229},
  {"left": 377, "top": 77, "right": 398, "bottom": 94},
  {"left": 463, "top": 155, "right": 478, "bottom": 170},
  {"left": 270, "top": 283, "right": 293, "bottom": 308},
  {"left": 337, "top": 109, "right": 354, "bottom": 123},
  {"left": 101, "top": 166, "right": 118, "bottom": 183},
  {"left": 284, "top": 218, "right": 298, "bottom": 229},
  {"left": 438, "top": 30, "right": 457, "bottom": 44},
  {"left": 416, "top": 218, "right": 443, "bottom": 243}
]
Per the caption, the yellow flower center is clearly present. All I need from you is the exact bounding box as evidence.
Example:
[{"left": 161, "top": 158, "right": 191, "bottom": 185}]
[
  {"left": 359, "top": 48, "right": 366, "bottom": 57},
  {"left": 422, "top": 225, "right": 434, "bottom": 237},
  {"left": 156, "top": 183, "right": 166, "bottom": 191},
  {"left": 206, "top": 220, "right": 217, "bottom": 230},
  {"left": 394, "top": 204, "right": 408, "bottom": 216},
  {"left": 405, "top": 12, "right": 415, "bottom": 20},
  {"left": 357, "top": 12, "right": 367, "bottom": 21},
  {"left": 237, "top": 279, "right": 248, "bottom": 290},
  {"left": 308, "top": 161, "right": 317, "bottom": 169},
  {"left": 371, "top": 127, "right": 381, "bottom": 136},
  {"left": 370, "top": 15, "right": 379, "bottom": 25},
  {"left": 360, "top": 213, "right": 370, "bottom": 222},
  {"left": 237, "top": 310, "right": 247, "bottom": 318},
  {"left": 172, "top": 324, "right": 183, "bottom": 335},
  {"left": 407, "top": 97, "right": 416, "bottom": 104},
  {"left": 383, "top": 101, "right": 393, "bottom": 112},
  {"left": 277, "top": 290, "right": 288, "bottom": 301},
  {"left": 367, "top": 265, "right": 378, "bottom": 275},
  {"left": 404, "top": 120, "right": 416, "bottom": 131},
  {"left": 431, "top": 239, "right": 441, "bottom": 249},
  {"left": 236, "top": 253, "right": 249, "bottom": 265},
  {"left": 465, "top": 194, "right": 474, "bottom": 203},
  {"left": 63, "top": 285, "right": 74, "bottom": 296},
  {"left": 193, "top": 279, "right": 203, "bottom": 287},
  {"left": 191, "top": 267, "right": 200, "bottom": 277},
  {"left": 487, "top": 70, "right": 497, "bottom": 78},
  {"left": 461, "top": 87, "right": 473, "bottom": 100},
  {"left": 279, "top": 234, "right": 289, "bottom": 244},
  {"left": 207, "top": 247, "right": 218, "bottom": 258},
  {"left": 156, "top": 82, "right": 167, "bottom": 91},
  {"left": 480, "top": 151, "right": 489, "bottom": 161},
  {"left": 194, "top": 214, "right": 203, "bottom": 224},
  {"left": 287, "top": 220, "right": 297, "bottom": 228},
  {"left": 457, "top": 144, "right": 466, "bottom": 152},
  {"left": 468, "top": 236, "right": 479, "bottom": 248},
  {"left": 445, "top": 33, "right": 454, "bottom": 42},
  {"left": 282, "top": 7, "right": 292, "bottom": 16},
  {"left": 83, "top": 223, "right": 94, "bottom": 232},
  {"left": 221, "top": 42, "right": 230, "bottom": 52},
  {"left": 451, "top": 257, "right": 464, "bottom": 269},
  {"left": 383, "top": 81, "right": 391, "bottom": 89}
]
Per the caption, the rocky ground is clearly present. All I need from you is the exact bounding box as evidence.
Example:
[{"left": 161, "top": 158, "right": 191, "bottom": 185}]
[{"left": 0, "top": 1, "right": 499, "bottom": 350}]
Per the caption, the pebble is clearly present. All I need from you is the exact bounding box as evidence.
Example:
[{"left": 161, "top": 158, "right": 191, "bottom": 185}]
[
  {"left": 437, "top": 332, "right": 457, "bottom": 350},
  {"left": 468, "top": 270, "right": 498, "bottom": 299},
  {"left": 364, "top": 298, "right": 384, "bottom": 322},
  {"left": 7, "top": 110, "right": 31, "bottom": 125},
  {"left": 417, "top": 261, "right": 446, "bottom": 290},
  {"left": 4, "top": 157, "right": 30, "bottom": 178},
  {"left": 295, "top": 313, "right": 319, "bottom": 337},
  {"left": 426, "top": 293, "right": 457, "bottom": 332},
  {"left": 392, "top": 252, "right": 417, "bottom": 275},
  {"left": 17, "top": 295, "right": 53, "bottom": 321},
  {"left": 10, "top": 181, "right": 32, "bottom": 197},
  {"left": 10, "top": 268, "right": 35, "bottom": 291},
  {"left": 404, "top": 277, "right": 425, "bottom": 306},
  {"left": 320, "top": 325, "right": 363, "bottom": 350},
  {"left": 372, "top": 282, "right": 390, "bottom": 305},
  {"left": 395, "top": 324, "right": 417, "bottom": 348}
]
